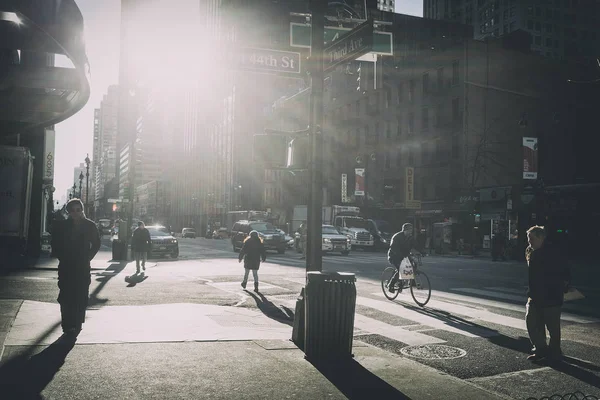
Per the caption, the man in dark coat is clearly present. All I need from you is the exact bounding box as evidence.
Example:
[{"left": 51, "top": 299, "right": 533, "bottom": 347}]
[
  {"left": 51, "top": 199, "right": 101, "bottom": 337},
  {"left": 525, "top": 225, "right": 570, "bottom": 361},
  {"left": 132, "top": 221, "right": 151, "bottom": 274},
  {"left": 239, "top": 230, "right": 266, "bottom": 292}
]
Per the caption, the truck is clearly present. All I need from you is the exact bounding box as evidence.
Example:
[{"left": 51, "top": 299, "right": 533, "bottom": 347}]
[
  {"left": 0, "top": 146, "right": 34, "bottom": 259},
  {"left": 291, "top": 205, "right": 375, "bottom": 250}
]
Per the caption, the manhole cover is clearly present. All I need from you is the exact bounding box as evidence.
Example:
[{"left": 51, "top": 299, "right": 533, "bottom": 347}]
[{"left": 400, "top": 344, "right": 467, "bottom": 360}]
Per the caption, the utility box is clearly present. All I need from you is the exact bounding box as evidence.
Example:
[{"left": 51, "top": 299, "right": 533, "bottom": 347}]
[{"left": 304, "top": 271, "right": 356, "bottom": 361}]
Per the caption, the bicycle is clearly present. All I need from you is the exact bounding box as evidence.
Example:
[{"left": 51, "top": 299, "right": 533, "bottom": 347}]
[{"left": 381, "top": 252, "right": 431, "bottom": 307}]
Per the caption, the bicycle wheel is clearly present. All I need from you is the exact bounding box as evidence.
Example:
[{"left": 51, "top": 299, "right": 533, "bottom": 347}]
[
  {"left": 410, "top": 270, "right": 431, "bottom": 307},
  {"left": 381, "top": 266, "right": 400, "bottom": 300}
]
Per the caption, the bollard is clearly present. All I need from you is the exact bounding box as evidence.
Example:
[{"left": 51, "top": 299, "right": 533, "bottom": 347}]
[{"left": 304, "top": 271, "right": 356, "bottom": 362}]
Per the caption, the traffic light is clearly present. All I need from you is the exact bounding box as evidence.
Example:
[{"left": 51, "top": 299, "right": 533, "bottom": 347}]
[
  {"left": 253, "top": 134, "right": 288, "bottom": 167},
  {"left": 112, "top": 204, "right": 117, "bottom": 212},
  {"left": 287, "top": 136, "right": 309, "bottom": 169}
]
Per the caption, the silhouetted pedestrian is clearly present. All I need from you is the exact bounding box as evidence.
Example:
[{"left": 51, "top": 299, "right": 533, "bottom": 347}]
[
  {"left": 50, "top": 199, "right": 101, "bottom": 338},
  {"left": 132, "top": 221, "right": 151, "bottom": 273},
  {"left": 525, "top": 225, "right": 570, "bottom": 361},
  {"left": 239, "top": 230, "right": 266, "bottom": 292}
]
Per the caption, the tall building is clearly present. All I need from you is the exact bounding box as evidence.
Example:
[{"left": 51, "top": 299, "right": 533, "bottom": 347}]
[
  {"left": 92, "top": 85, "right": 119, "bottom": 218},
  {"left": 423, "top": 0, "right": 600, "bottom": 63}
]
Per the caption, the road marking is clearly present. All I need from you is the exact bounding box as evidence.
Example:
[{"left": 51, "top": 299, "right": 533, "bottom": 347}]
[
  {"left": 354, "top": 314, "right": 446, "bottom": 346},
  {"left": 449, "top": 288, "right": 599, "bottom": 323},
  {"left": 361, "top": 295, "right": 499, "bottom": 338}
]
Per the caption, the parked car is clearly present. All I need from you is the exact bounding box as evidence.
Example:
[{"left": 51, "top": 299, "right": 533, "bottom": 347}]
[
  {"left": 231, "top": 220, "right": 286, "bottom": 254},
  {"left": 182, "top": 228, "right": 196, "bottom": 238},
  {"left": 146, "top": 225, "right": 179, "bottom": 259},
  {"left": 213, "top": 227, "right": 229, "bottom": 239},
  {"left": 276, "top": 229, "right": 295, "bottom": 248}
]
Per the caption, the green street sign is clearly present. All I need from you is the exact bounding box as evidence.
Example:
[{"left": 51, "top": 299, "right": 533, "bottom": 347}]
[{"left": 290, "top": 23, "right": 393, "bottom": 56}]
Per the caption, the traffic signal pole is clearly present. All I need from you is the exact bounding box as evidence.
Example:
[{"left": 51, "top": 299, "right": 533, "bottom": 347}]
[{"left": 307, "top": 0, "right": 325, "bottom": 273}]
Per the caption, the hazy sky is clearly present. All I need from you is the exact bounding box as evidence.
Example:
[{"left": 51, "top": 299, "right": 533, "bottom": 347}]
[{"left": 54, "top": 0, "right": 423, "bottom": 202}]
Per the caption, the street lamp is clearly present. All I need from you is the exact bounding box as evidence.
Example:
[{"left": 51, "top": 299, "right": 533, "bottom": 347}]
[
  {"left": 85, "top": 153, "right": 90, "bottom": 215},
  {"left": 78, "top": 171, "right": 84, "bottom": 199}
]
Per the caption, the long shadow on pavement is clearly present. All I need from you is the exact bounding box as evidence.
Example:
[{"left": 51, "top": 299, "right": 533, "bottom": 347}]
[
  {"left": 88, "top": 261, "right": 128, "bottom": 307},
  {"left": 309, "top": 358, "right": 412, "bottom": 399},
  {"left": 543, "top": 357, "right": 600, "bottom": 390},
  {"left": 246, "top": 291, "right": 294, "bottom": 326},
  {"left": 399, "top": 302, "right": 531, "bottom": 354},
  {"left": 0, "top": 321, "right": 71, "bottom": 400}
]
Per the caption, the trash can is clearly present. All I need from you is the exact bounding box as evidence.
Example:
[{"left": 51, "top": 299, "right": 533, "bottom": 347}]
[
  {"left": 112, "top": 240, "right": 127, "bottom": 261},
  {"left": 304, "top": 271, "right": 356, "bottom": 361}
]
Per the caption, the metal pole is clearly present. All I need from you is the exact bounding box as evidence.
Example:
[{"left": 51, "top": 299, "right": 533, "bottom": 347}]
[{"left": 307, "top": 0, "right": 325, "bottom": 272}]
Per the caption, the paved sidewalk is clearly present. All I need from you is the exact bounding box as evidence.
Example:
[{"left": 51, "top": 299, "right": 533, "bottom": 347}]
[{"left": 0, "top": 298, "right": 510, "bottom": 400}]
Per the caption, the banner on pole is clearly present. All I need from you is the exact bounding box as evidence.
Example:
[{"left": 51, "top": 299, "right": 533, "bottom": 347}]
[
  {"left": 354, "top": 168, "right": 365, "bottom": 196},
  {"left": 523, "top": 137, "right": 538, "bottom": 180},
  {"left": 341, "top": 174, "right": 348, "bottom": 203}
]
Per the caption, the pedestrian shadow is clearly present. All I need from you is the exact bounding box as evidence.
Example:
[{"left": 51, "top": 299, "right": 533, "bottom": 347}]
[
  {"left": 308, "top": 358, "right": 412, "bottom": 400},
  {"left": 400, "top": 303, "right": 531, "bottom": 354},
  {"left": 247, "top": 291, "right": 294, "bottom": 326},
  {"left": 545, "top": 357, "right": 600, "bottom": 389},
  {"left": 88, "top": 261, "right": 128, "bottom": 307},
  {"left": 125, "top": 272, "right": 149, "bottom": 287},
  {"left": 0, "top": 322, "right": 70, "bottom": 399}
]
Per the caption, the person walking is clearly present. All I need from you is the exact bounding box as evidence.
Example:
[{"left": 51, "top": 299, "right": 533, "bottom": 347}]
[
  {"left": 239, "top": 230, "right": 266, "bottom": 292},
  {"left": 132, "top": 221, "right": 151, "bottom": 274},
  {"left": 50, "top": 199, "right": 101, "bottom": 338},
  {"left": 299, "top": 222, "right": 307, "bottom": 260},
  {"left": 525, "top": 225, "right": 570, "bottom": 361}
]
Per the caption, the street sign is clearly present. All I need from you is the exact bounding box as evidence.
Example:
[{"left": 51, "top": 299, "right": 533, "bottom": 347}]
[
  {"left": 290, "top": 23, "right": 393, "bottom": 55},
  {"left": 323, "top": 19, "right": 373, "bottom": 73},
  {"left": 230, "top": 47, "right": 302, "bottom": 75},
  {"left": 107, "top": 198, "right": 120, "bottom": 203},
  {"left": 405, "top": 200, "right": 422, "bottom": 209}
]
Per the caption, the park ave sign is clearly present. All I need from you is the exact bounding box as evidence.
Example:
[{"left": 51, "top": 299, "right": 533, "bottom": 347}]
[{"left": 324, "top": 19, "right": 373, "bottom": 73}]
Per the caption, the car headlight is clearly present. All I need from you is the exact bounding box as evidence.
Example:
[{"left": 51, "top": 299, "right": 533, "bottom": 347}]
[
  {"left": 323, "top": 238, "right": 331, "bottom": 243},
  {"left": 172, "top": 239, "right": 177, "bottom": 243},
  {"left": 346, "top": 238, "right": 351, "bottom": 244}
]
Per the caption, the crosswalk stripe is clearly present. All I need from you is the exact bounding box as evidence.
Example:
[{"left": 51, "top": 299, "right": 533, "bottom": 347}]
[
  {"left": 372, "top": 292, "right": 527, "bottom": 331},
  {"left": 358, "top": 296, "right": 499, "bottom": 338},
  {"left": 354, "top": 314, "right": 446, "bottom": 346},
  {"left": 439, "top": 289, "right": 599, "bottom": 324}
]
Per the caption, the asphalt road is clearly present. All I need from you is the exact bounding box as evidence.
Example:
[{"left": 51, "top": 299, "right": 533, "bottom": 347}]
[{"left": 1, "top": 237, "right": 599, "bottom": 400}]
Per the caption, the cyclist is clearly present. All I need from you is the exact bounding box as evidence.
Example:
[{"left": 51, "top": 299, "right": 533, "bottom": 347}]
[{"left": 387, "top": 223, "right": 420, "bottom": 292}]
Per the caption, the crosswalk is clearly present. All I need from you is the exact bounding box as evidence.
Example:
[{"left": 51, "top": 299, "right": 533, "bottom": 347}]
[
  {"left": 264, "top": 251, "right": 388, "bottom": 267},
  {"left": 267, "top": 278, "right": 600, "bottom": 351}
]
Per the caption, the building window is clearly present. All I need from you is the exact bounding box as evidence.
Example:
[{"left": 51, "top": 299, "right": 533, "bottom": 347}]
[
  {"left": 545, "top": 23, "right": 552, "bottom": 33},
  {"left": 396, "top": 116, "right": 402, "bottom": 136},
  {"left": 422, "top": 73, "right": 430, "bottom": 95},
  {"left": 408, "top": 79, "right": 415, "bottom": 102},
  {"left": 408, "top": 112, "right": 414, "bottom": 134},
  {"left": 385, "top": 121, "right": 392, "bottom": 139},
  {"left": 436, "top": 67, "right": 444, "bottom": 91},
  {"left": 422, "top": 108, "right": 429, "bottom": 131},
  {"left": 546, "top": 37, "right": 553, "bottom": 47},
  {"left": 535, "top": 21, "right": 541, "bottom": 31},
  {"left": 397, "top": 82, "right": 403, "bottom": 104},
  {"left": 452, "top": 98, "right": 460, "bottom": 121},
  {"left": 452, "top": 61, "right": 459, "bottom": 85},
  {"left": 527, "top": 20, "right": 534, "bottom": 29}
]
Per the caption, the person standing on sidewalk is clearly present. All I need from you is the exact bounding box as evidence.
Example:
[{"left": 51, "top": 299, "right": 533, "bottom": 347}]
[
  {"left": 239, "top": 230, "right": 266, "bottom": 292},
  {"left": 525, "top": 225, "right": 570, "bottom": 361},
  {"left": 50, "top": 198, "right": 101, "bottom": 337},
  {"left": 131, "top": 221, "right": 151, "bottom": 274}
]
